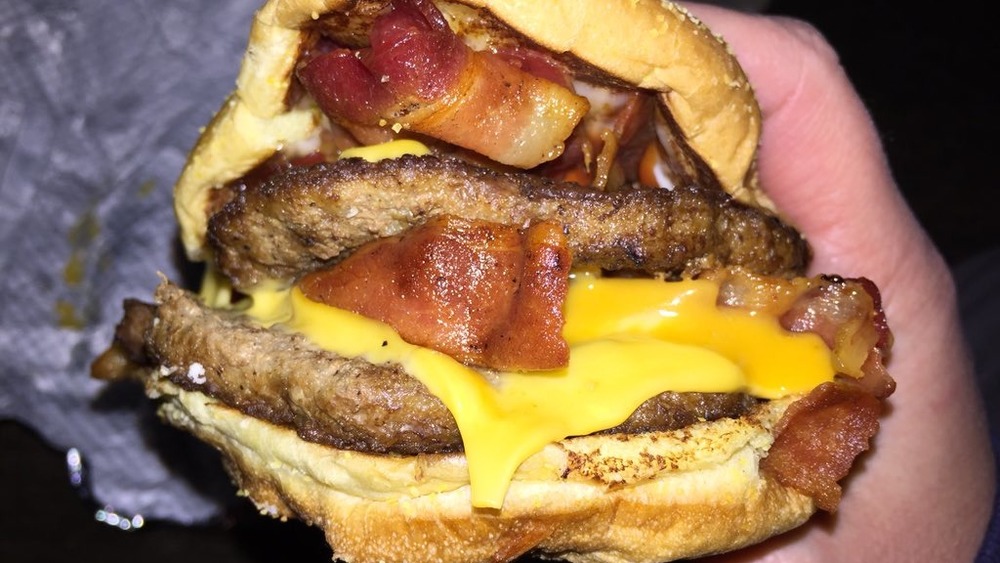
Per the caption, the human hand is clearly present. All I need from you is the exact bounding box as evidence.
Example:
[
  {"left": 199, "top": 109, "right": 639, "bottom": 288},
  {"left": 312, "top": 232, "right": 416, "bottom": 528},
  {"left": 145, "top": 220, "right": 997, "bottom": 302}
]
[{"left": 684, "top": 4, "right": 996, "bottom": 561}]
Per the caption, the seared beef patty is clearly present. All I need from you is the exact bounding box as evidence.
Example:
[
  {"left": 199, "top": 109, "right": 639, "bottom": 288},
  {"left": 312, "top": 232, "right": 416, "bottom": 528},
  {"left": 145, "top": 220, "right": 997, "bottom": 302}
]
[
  {"left": 92, "top": 282, "right": 760, "bottom": 455},
  {"left": 208, "top": 155, "right": 809, "bottom": 290}
]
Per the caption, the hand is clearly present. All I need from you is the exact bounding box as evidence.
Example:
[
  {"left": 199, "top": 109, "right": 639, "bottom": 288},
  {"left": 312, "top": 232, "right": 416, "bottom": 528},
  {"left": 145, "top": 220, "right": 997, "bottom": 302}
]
[{"left": 685, "top": 4, "right": 996, "bottom": 561}]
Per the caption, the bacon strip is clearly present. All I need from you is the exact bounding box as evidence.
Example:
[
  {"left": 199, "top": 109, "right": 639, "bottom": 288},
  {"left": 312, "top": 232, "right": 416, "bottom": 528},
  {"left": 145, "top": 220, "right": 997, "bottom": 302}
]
[
  {"left": 778, "top": 275, "right": 895, "bottom": 398},
  {"left": 712, "top": 269, "right": 895, "bottom": 397},
  {"left": 298, "top": 215, "right": 571, "bottom": 371},
  {"left": 761, "top": 382, "right": 883, "bottom": 512},
  {"left": 709, "top": 269, "right": 895, "bottom": 510},
  {"left": 296, "top": 0, "right": 589, "bottom": 169},
  {"left": 542, "top": 89, "right": 654, "bottom": 188}
]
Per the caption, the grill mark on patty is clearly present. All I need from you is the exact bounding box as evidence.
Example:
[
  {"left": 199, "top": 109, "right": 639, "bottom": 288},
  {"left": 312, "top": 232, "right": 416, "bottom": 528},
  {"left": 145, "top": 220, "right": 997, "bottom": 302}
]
[{"left": 207, "top": 155, "right": 809, "bottom": 290}]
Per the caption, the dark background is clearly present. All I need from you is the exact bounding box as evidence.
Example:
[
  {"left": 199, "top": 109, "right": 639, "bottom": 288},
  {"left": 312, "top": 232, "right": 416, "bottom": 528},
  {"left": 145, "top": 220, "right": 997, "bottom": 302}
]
[
  {"left": 784, "top": 1, "right": 996, "bottom": 267},
  {"left": 2, "top": 2, "right": 997, "bottom": 562}
]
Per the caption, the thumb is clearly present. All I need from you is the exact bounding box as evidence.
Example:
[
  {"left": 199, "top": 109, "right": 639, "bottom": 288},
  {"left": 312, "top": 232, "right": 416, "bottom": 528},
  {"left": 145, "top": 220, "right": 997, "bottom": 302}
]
[{"left": 684, "top": 4, "right": 930, "bottom": 288}]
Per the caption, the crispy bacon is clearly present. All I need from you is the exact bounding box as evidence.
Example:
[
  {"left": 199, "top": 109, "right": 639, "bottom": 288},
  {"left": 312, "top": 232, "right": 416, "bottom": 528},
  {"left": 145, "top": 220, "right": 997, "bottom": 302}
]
[
  {"left": 709, "top": 268, "right": 895, "bottom": 510},
  {"left": 493, "top": 45, "right": 575, "bottom": 90},
  {"left": 761, "top": 382, "right": 883, "bottom": 512},
  {"left": 296, "top": 0, "right": 588, "bottom": 168},
  {"left": 712, "top": 269, "right": 895, "bottom": 396},
  {"left": 778, "top": 275, "right": 895, "bottom": 398},
  {"left": 541, "top": 88, "right": 655, "bottom": 189},
  {"left": 298, "top": 215, "right": 571, "bottom": 371}
]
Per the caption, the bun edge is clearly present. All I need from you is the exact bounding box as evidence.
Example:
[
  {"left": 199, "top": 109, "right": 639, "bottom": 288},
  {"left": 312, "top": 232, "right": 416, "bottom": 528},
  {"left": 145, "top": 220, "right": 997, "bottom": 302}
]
[{"left": 158, "top": 381, "right": 815, "bottom": 563}]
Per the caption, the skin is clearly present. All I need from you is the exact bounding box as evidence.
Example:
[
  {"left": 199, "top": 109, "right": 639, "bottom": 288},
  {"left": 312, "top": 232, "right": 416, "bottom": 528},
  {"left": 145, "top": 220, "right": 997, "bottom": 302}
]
[{"left": 682, "top": 4, "right": 996, "bottom": 562}]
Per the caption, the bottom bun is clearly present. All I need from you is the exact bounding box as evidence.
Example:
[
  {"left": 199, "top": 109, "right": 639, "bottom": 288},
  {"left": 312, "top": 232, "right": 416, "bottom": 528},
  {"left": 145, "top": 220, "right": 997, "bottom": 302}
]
[{"left": 157, "top": 381, "right": 815, "bottom": 563}]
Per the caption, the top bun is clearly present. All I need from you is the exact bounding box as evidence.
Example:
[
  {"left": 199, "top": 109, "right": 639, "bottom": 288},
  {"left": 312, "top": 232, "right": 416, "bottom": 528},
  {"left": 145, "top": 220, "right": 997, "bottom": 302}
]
[{"left": 174, "top": 0, "right": 771, "bottom": 260}]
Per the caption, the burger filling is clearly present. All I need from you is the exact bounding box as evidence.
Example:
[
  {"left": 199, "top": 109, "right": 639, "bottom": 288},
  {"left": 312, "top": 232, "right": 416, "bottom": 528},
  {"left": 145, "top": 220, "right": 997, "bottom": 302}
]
[
  {"left": 281, "top": 0, "right": 700, "bottom": 196},
  {"left": 94, "top": 0, "right": 895, "bottom": 513},
  {"left": 96, "top": 259, "right": 892, "bottom": 508}
]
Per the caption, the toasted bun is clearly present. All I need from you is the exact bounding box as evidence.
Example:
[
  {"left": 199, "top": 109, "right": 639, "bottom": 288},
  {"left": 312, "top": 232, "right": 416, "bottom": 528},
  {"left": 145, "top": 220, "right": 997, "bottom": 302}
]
[
  {"left": 164, "top": 2, "right": 814, "bottom": 559},
  {"left": 175, "top": 0, "right": 771, "bottom": 260},
  {"left": 156, "top": 381, "right": 813, "bottom": 562}
]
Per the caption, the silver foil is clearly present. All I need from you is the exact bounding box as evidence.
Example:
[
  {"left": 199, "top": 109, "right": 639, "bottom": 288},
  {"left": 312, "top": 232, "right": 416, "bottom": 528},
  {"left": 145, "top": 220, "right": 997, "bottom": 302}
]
[{"left": 0, "top": 0, "right": 259, "bottom": 523}]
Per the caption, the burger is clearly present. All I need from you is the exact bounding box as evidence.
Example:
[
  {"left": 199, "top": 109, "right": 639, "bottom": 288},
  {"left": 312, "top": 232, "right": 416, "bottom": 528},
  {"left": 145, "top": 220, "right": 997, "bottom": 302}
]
[{"left": 92, "top": 0, "right": 897, "bottom": 561}]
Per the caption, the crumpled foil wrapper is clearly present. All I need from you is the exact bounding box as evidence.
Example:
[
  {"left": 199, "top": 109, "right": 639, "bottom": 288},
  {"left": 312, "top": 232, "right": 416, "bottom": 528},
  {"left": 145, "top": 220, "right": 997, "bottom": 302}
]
[{"left": 0, "top": 0, "right": 260, "bottom": 523}]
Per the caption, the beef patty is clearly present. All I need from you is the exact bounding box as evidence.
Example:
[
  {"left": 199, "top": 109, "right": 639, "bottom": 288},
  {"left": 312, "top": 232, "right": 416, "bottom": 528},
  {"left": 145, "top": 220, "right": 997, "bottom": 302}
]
[
  {"left": 208, "top": 155, "right": 809, "bottom": 290},
  {"left": 92, "top": 282, "right": 760, "bottom": 456}
]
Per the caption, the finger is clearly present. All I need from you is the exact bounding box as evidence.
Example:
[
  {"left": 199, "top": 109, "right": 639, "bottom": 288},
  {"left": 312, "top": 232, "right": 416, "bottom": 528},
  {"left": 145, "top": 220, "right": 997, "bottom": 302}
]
[
  {"left": 680, "top": 8, "right": 995, "bottom": 563},
  {"left": 684, "top": 3, "right": 957, "bottom": 366},
  {"left": 683, "top": 4, "right": 927, "bottom": 286}
]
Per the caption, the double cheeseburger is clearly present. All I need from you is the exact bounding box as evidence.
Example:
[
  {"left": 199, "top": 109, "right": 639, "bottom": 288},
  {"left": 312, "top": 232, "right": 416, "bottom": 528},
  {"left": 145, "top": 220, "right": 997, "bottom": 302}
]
[{"left": 93, "top": 0, "right": 897, "bottom": 561}]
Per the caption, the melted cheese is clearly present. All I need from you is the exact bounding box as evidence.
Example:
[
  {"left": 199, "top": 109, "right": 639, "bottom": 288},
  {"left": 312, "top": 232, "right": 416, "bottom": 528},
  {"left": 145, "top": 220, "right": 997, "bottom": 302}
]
[
  {"left": 339, "top": 139, "right": 430, "bottom": 161},
  {"left": 240, "top": 271, "right": 834, "bottom": 509},
  {"left": 211, "top": 138, "right": 833, "bottom": 509}
]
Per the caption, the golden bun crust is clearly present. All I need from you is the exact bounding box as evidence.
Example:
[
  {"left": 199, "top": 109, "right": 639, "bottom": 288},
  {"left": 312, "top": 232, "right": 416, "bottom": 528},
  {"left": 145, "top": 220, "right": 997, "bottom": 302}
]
[
  {"left": 175, "top": 0, "right": 772, "bottom": 260},
  {"left": 158, "top": 382, "right": 814, "bottom": 562}
]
